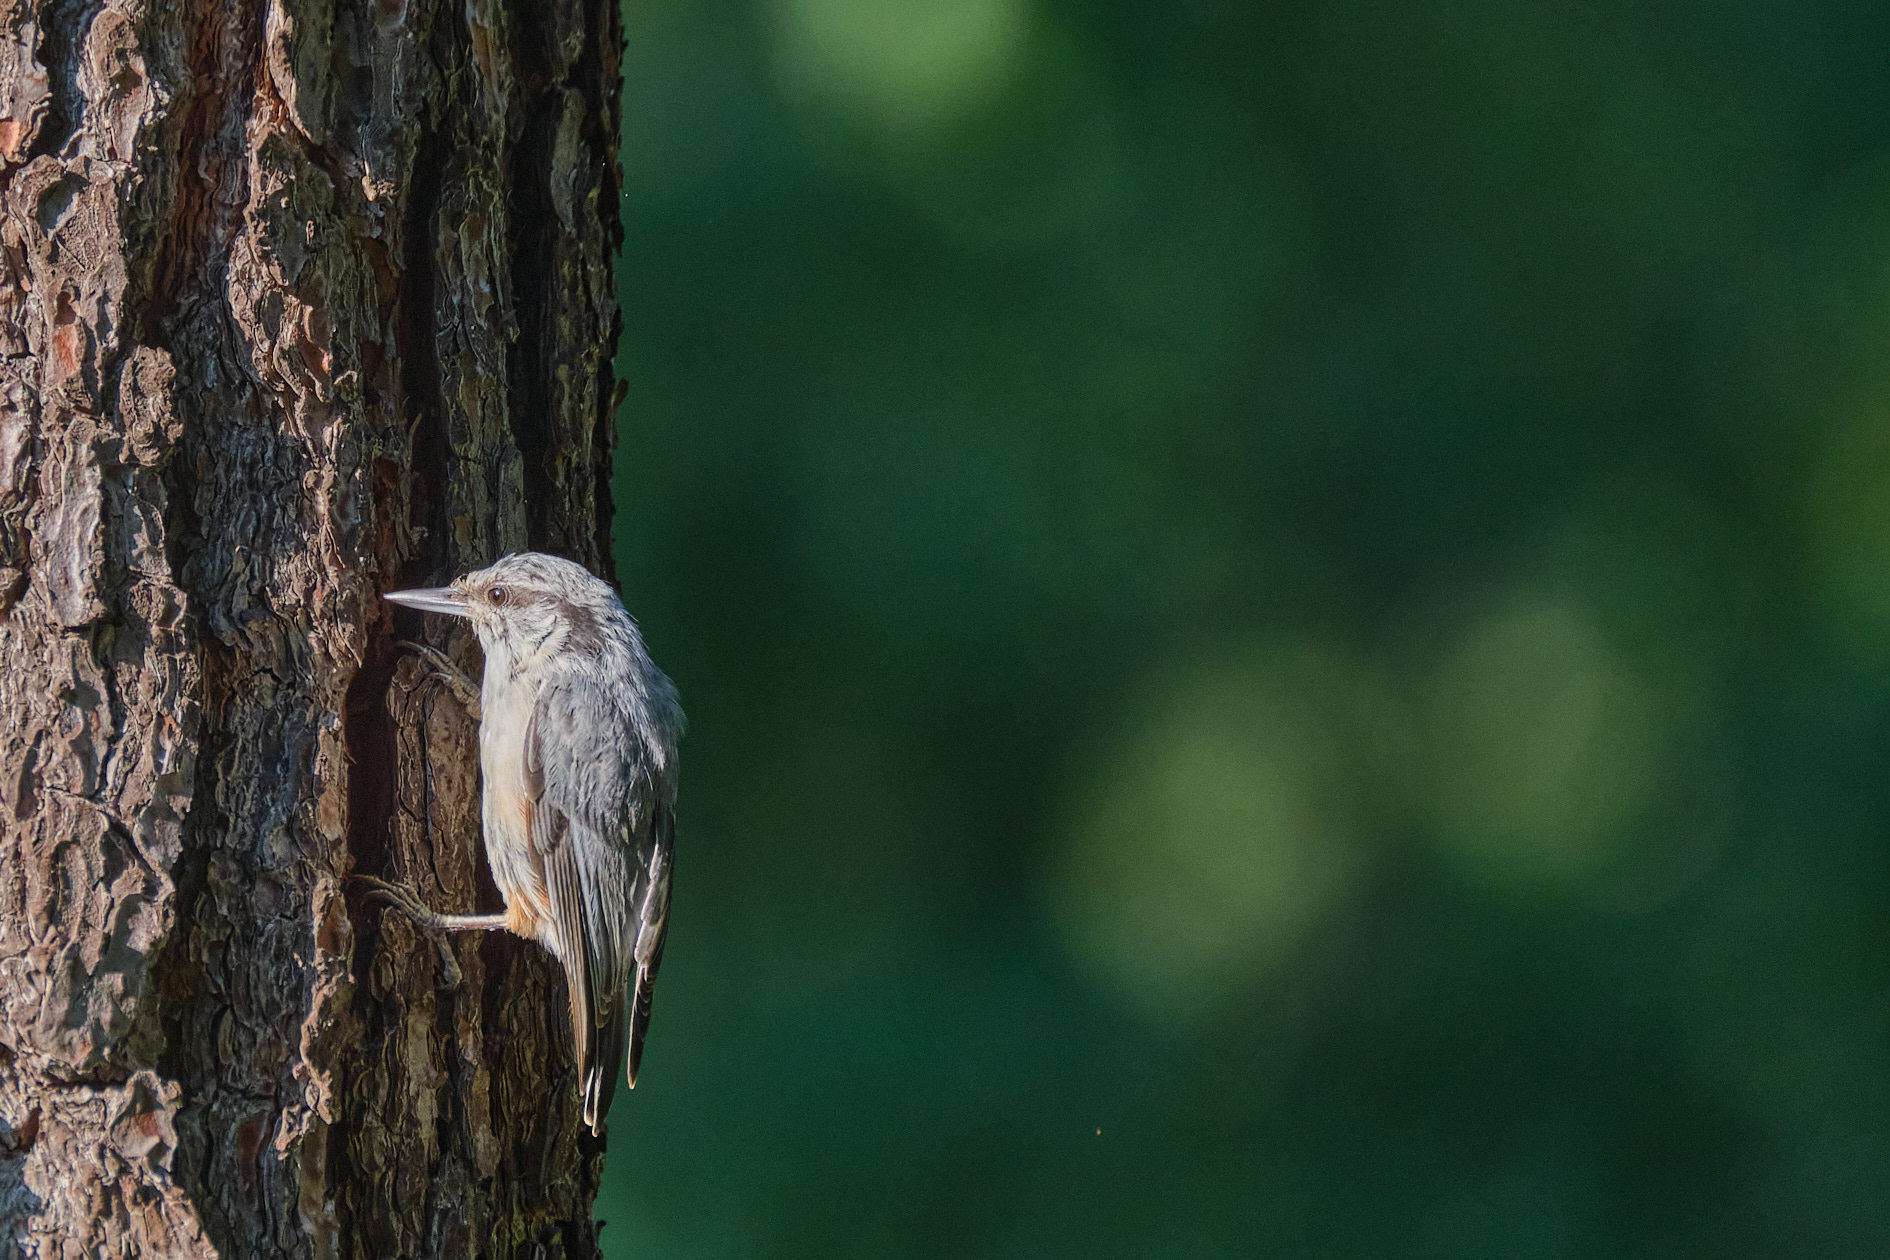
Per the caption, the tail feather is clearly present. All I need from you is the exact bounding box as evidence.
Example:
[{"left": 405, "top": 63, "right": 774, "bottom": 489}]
[{"left": 583, "top": 1000, "right": 627, "bottom": 1135}]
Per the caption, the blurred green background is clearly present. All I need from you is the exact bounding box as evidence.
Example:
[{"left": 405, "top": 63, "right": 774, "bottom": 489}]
[{"left": 596, "top": 0, "right": 1890, "bottom": 1254}]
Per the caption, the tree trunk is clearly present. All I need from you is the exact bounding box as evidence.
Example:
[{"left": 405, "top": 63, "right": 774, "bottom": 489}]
[{"left": 0, "top": 0, "right": 626, "bottom": 1254}]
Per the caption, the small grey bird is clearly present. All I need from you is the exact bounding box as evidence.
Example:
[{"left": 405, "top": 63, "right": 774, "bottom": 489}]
[{"left": 368, "top": 552, "right": 683, "bottom": 1135}]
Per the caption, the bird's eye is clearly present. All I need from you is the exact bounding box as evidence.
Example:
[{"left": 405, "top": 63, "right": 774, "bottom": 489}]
[{"left": 487, "top": 586, "right": 507, "bottom": 606}]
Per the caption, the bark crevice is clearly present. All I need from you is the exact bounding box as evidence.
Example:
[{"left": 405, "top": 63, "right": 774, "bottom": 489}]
[
  {"left": 501, "top": 0, "right": 558, "bottom": 557},
  {"left": 21, "top": 0, "right": 76, "bottom": 163}
]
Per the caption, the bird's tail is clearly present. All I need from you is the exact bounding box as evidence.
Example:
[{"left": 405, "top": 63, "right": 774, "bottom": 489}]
[{"left": 583, "top": 1001, "right": 626, "bottom": 1136}]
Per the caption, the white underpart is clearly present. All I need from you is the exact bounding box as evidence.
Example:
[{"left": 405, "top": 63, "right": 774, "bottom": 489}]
[{"left": 478, "top": 628, "right": 561, "bottom": 954}]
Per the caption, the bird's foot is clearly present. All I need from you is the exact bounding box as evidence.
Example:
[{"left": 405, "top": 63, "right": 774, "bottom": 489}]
[
  {"left": 397, "top": 641, "right": 482, "bottom": 719},
  {"left": 357, "top": 876, "right": 465, "bottom": 989}
]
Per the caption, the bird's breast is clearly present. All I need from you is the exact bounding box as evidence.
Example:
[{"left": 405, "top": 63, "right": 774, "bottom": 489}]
[{"left": 478, "top": 679, "right": 558, "bottom": 951}]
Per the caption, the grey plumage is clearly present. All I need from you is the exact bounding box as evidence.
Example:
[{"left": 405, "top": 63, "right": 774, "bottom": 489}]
[{"left": 379, "top": 552, "right": 683, "bottom": 1135}]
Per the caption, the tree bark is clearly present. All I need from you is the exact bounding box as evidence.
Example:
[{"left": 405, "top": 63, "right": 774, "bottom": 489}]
[{"left": 0, "top": 0, "right": 626, "bottom": 1255}]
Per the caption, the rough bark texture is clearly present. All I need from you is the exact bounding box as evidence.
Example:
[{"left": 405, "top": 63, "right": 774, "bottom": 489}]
[{"left": 0, "top": 0, "right": 626, "bottom": 1254}]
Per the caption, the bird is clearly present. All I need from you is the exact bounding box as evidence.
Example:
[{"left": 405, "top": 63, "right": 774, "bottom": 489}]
[{"left": 364, "top": 551, "right": 683, "bottom": 1135}]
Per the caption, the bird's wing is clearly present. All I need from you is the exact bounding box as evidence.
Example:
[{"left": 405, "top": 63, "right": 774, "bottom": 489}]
[{"left": 524, "top": 672, "right": 673, "bottom": 1135}]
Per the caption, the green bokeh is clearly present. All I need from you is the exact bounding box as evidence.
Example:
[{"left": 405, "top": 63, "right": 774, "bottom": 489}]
[{"left": 599, "top": 0, "right": 1890, "bottom": 1254}]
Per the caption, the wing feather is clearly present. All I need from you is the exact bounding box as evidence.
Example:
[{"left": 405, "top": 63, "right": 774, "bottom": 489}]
[
  {"left": 627, "top": 805, "right": 673, "bottom": 1087},
  {"left": 525, "top": 672, "right": 671, "bottom": 1134}
]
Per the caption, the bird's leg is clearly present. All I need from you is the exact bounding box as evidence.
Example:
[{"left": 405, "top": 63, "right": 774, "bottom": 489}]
[
  {"left": 359, "top": 876, "right": 507, "bottom": 932},
  {"left": 397, "top": 641, "right": 482, "bottom": 720},
  {"left": 358, "top": 875, "right": 509, "bottom": 989}
]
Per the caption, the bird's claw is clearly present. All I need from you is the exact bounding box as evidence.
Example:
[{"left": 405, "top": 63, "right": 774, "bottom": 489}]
[
  {"left": 358, "top": 874, "right": 431, "bottom": 919},
  {"left": 397, "top": 640, "right": 482, "bottom": 719},
  {"left": 356, "top": 875, "right": 464, "bottom": 990}
]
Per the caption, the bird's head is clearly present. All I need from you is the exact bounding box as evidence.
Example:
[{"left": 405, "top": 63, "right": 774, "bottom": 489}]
[{"left": 385, "top": 552, "right": 617, "bottom": 660}]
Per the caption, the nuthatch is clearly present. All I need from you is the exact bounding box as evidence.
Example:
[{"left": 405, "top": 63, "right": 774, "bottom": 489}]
[{"left": 367, "top": 552, "right": 683, "bottom": 1135}]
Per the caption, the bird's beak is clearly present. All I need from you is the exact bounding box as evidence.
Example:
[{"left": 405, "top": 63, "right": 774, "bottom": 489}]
[{"left": 384, "top": 586, "right": 470, "bottom": 617}]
